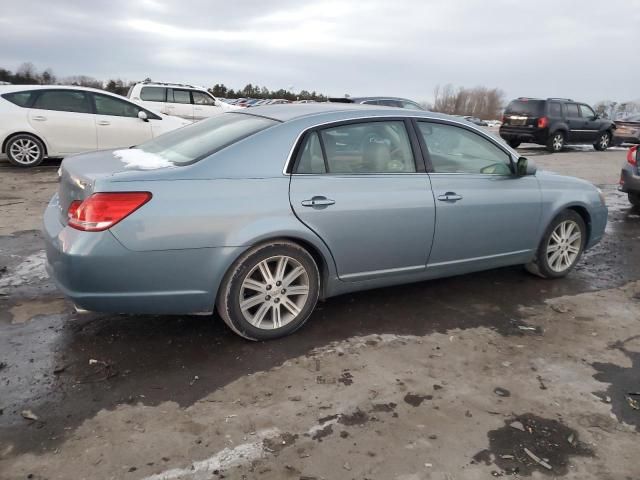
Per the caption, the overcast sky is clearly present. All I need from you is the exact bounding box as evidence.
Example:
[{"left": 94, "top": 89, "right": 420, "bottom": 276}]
[{"left": 1, "top": 0, "right": 639, "bottom": 104}]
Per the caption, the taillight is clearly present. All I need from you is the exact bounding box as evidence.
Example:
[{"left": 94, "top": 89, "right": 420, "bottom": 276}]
[
  {"left": 67, "top": 192, "right": 152, "bottom": 232},
  {"left": 537, "top": 116, "right": 549, "bottom": 128},
  {"left": 628, "top": 145, "right": 638, "bottom": 166}
]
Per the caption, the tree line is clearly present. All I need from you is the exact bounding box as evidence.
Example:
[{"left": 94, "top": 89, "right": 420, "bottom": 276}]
[{"left": 426, "top": 84, "right": 506, "bottom": 120}]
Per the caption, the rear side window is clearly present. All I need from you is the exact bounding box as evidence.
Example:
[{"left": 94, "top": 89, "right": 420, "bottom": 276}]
[
  {"left": 2, "top": 91, "right": 34, "bottom": 107},
  {"left": 135, "top": 113, "right": 278, "bottom": 165},
  {"left": 548, "top": 102, "right": 562, "bottom": 116},
  {"left": 32, "top": 90, "right": 91, "bottom": 114},
  {"left": 296, "top": 132, "right": 326, "bottom": 174},
  {"left": 170, "top": 89, "right": 191, "bottom": 104},
  {"left": 566, "top": 104, "right": 580, "bottom": 117},
  {"left": 192, "top": 91, "right": 215, "bottom": 105},
  {"left": 505, "top": 100, "right": 544, "bottom": 116},
  {"left": 140, "top": 87, "right": 166, "bottom": 102}
]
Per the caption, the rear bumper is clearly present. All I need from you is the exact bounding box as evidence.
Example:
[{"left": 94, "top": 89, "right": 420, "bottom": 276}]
[
  {"left": 499, "top": 126, "right": 547, "bottom": 144},
  {"left": 619, "top": 165, "right": 640, "bottom": 194},
  {"left": 43, "top": 195, "right": 242, "bottom": 314}
]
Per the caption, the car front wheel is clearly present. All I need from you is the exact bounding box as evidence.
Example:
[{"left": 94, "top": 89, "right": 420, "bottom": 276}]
[
  {"left": 546, "top": 132, "right": 565, "bottom": 152},
  {"left": 217, "top": 240, "right": 320, "bottom": 340},
  {"left": 6, "top": 134, "right": 45, "bottom": 167},
  {"left": 508, "top": 139, "right": 521, "bottom": 148},
  {"left": 526, "top": 210, "right": 586, "bottom": 278},
  {"left": 594, "top": 131, "right": 611, "bottom": 151}
]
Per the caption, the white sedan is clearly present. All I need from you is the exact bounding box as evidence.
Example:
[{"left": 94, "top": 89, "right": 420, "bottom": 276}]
[{"left": 0, "top": 85, "right": 191, "bottom": 167}]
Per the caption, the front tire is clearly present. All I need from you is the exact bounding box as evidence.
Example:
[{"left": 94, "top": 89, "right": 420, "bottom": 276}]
[
  {"left": 508, "top": 139, "right": 521, "bottom": 148},
  {"left": 546, "top": 131, "right": 565, "bottom": 153},
  {"left": 216, "top": 240, "right": 320, "bottom": 340},
  {"left": 526, "top": 210, "right": 586, "bottom": 279},
  {"left": 629, "top": 192, "right": 640, "bottom": 208},
  {"left": 6, "top": 134, "right": 45, "bottom": 167},
  {"left": 593, "top": 131, "right": 611, "bottom": 151}
]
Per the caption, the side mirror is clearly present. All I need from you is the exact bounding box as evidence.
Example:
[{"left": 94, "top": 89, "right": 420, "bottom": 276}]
[
  {"left": 516, "top": 157, "right": 537, "bottom": 176},
  {"left": 138, "top": 110, "right": 149, "bottom": 122}
]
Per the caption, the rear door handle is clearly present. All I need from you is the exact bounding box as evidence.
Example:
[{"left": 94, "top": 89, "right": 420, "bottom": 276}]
[
  {"left": 301, "top": 196, "right": 335, "bottom": 207},
  {"left": 97, "top": 120, "right": 111, "bottom": 126},
  {"left": 32, "top": 116, "right": 46, "bottom": 121},
  {"left": 437, "top": 192, "right": 463, "bottom": 202}
]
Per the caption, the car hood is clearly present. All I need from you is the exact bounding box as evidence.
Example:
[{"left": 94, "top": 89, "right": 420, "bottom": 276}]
[{"left": 535, "top": 169, "right": 597, "bottom": 190}]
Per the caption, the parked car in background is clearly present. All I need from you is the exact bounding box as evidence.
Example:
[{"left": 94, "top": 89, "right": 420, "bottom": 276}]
[
  {"left": 620, "top": 145, "right": 640, "bottom": 207},
  {"left": 0, "top": 85, "right": 190, "bottom": 167},
  {"left": 464, "top": 116, "right": 488, "bottom": 126},
  {"left": 329, "top": 96, "right": 424, "bottom": 110},
  {"left": 500, "top": 97, "right": 616, "bottom": 152},
  {"left": 613, "top": 114, "right": 640, "bottom": 145},
  {"left": 128, "top": 81, "right": 240, "bottom": 121},
  {"left": 44, "top": 104, "right": 606, "bottom": 341}
]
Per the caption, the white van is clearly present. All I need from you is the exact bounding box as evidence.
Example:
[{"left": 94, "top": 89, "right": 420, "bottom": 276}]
[{"left": 128, "top": 82, "right": 239, "bottom": 121}]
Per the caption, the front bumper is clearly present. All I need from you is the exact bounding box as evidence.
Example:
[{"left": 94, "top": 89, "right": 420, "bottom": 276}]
[
  {"left": 43, "top": 195, "right": 242, "bottom": 314},
  {"left": 586, "top": 203, "right": 608, "bottom": 250}
]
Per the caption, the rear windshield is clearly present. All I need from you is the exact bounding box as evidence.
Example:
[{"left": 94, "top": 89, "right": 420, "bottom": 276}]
[
  {"left": 505, "top": 100, "right": 544, "bottom": 116},
  {"left": 134, "top": 113, "right": 278, "bottom": 165}
]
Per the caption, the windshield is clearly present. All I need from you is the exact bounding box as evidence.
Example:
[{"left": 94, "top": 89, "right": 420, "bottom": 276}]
[
  {"left": 134, "top": 113, "right": 278, "bottom": 165},
  {"left": 505, "top": 100, "right": 544, "bottom": 116}
]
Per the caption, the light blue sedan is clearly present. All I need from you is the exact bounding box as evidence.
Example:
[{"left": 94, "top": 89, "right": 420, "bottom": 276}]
[{"left": 44, "top": 104, "right": 607, "bottom": 340}]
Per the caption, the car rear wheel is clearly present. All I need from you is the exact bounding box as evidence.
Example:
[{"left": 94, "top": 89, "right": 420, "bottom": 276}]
[
  {"left": 508, "top": 140, "right": 521, "bottom": 148},
  {"left": 216, "top": 240, "right": 320, "bottom": 340},
  {"left": 526, "top": 210, "right": 586, "bottom": 278},
  {"left": 6, "top": 134, "right": 45, "bottom": 167},
  {"left": 593, "top": 131, "right": 611, "bottom": 151},
  {"left": 629, "top": 192, "right": 640, "bottom": 208},
  {"left": 546, "top": 132, "right": 565, "bottom": 153}
]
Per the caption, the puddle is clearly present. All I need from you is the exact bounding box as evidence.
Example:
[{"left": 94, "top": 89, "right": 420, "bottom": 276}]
[{"left": 474, "top": 413, "right": 593, "bottom": 476}]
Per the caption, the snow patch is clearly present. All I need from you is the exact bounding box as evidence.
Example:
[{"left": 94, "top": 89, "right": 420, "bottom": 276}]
[
  {"left": 113, "top": 149, "right": 174, "bottom": 170},
  {"left": 142, "top": 428, "right": 279, "bottom": 480},
  {"left": 0, "top": 251, "right": 48, "bottom": 293}
]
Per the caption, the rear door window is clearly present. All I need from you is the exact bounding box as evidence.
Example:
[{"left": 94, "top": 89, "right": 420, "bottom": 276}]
[
  {"left": 1, "top": 91, "right": 35, "bottom": 107},
  {"left": 319, "top": 121, "right": 416, "bottom": 173},
  {"left": 296, "top": 132, "right": 326, "bottom": 174},
  {"left": 170, "top": 89, "right": 192, "bottom": 104},
  {"left": 32, "top": 90, "right": 92, "bottom": 113},
  {"left": 140, "top": 87, "right": 167, "bottom": 102}
]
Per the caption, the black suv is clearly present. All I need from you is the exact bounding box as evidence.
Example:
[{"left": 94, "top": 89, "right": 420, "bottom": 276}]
[
  {"left": 328, "top": 96, "right": 424, "bottom": 110},
  {"left": 500, "top": 98, "right": 615, "bottom": 152}
]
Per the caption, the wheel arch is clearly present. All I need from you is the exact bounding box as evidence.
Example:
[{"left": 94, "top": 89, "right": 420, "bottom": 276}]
[
  {"left": 566, "top": 204, "right": 592, "bottom": 245},
  {"left": 2, "top": 131, "right": 49, "bottom": 156}
]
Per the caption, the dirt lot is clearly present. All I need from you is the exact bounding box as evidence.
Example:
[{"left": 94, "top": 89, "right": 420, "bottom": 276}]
[{"left": 0, "top": 145, "right": 639, "bottom": 480}]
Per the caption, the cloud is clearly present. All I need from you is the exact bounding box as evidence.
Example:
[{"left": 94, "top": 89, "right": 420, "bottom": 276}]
[{"left": 1, "top": 0, "right": 639, "bottom": 103}]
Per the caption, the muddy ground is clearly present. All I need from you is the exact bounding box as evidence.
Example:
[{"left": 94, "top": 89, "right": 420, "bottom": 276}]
[{"left": 0, "top": 146, "right": 639, "bottom": 480}]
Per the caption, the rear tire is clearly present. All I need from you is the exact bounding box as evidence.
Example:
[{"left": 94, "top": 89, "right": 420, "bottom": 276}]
[
  {"left": 629, "top": 192, "right": 640, "bottom": 208},
  {"left": 6, "top": 134, "right": 45, "bottom": 167},
  {"left": 508, "top": 140, "right": 521, "bottom": 148},
  {"left": 546, "top": 131, "right": 565, "bottom": 153},
  {"left": 216, "top": 240, "right": 320, "bottom": 341},
  {"left": 593, "top": 131, "right": 611, "bottom": 151},
  {"left": 526, "top": 210, "right": 586, "bottom": 279}
]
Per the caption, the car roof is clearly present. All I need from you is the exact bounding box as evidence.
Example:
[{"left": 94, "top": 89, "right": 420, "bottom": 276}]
[{"left": 239, "top": 102, "right": 455, "bottom": 123}]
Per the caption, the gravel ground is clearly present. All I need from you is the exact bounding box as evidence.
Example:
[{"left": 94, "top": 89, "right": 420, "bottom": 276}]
[{"left": 0, "top": 146, "right": 638, "bottom": 480}]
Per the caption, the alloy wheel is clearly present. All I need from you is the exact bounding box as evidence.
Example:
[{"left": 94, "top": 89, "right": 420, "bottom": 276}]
[
  {"left": 238, "top": 255, "right": 310, "bottom": 329},
  {"left": 9, "top": 138, "right": 41, "bottom": 165},
  {"left": 552, "top": 134, "right": 564, "bottom": 151},
  {"left": 546, "top": 220, "right": 581, "bottom": 273},
  {"left": 599, "top": 133, "right": 610, "bottom": 149}
]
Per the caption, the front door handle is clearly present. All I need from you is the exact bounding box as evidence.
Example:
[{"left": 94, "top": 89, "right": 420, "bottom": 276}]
[
  {"left": 32, "top": 116, "right": 46, "bottom": 121},
  {"left": 97, "top": 120, "right": 111, "bottom": 126},
  {"left": 301, "top": 196, "right": 335, "bottom": 208},
  {"left": 437, "top": 192, "right": 463, "bottom": 202}
]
